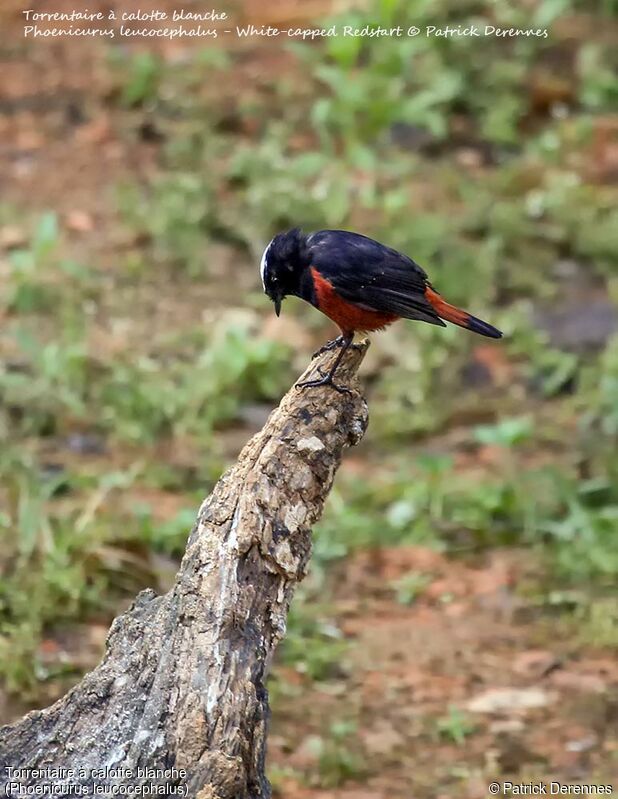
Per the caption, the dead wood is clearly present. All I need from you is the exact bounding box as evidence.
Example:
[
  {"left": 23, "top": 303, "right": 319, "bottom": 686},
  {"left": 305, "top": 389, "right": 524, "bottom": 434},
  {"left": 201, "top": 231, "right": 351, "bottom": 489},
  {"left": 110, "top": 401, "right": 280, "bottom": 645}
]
[{"left": 0, "top": 342, "right": 369, "bottom": 799}]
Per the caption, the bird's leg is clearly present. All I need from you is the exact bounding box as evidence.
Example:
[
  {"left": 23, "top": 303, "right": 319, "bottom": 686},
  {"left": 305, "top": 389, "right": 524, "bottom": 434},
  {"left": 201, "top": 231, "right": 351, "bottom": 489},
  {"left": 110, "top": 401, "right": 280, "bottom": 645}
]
[
  {"left": 297, "top": 332, "right": 355, "bottom": 395},
  {"left": 311, "top": 335, "right": 345, "bottom": 359},
  {"left": 312, "top": 334, "right": 365, "bottom": 360}
]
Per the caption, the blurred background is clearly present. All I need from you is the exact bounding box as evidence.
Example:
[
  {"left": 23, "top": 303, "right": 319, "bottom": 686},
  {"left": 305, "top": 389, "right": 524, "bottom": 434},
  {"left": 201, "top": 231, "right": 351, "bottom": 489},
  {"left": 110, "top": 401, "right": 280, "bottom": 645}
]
[{"left": 1, "top": 0, "right": 617, "bottom": 795}]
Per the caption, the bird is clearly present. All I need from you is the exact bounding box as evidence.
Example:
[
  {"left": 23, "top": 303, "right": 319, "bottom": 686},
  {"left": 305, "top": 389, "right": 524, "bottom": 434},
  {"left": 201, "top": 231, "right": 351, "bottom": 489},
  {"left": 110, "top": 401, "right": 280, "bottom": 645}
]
[{"left": 260, "top": 228, "right": 502, "bottom": 393}]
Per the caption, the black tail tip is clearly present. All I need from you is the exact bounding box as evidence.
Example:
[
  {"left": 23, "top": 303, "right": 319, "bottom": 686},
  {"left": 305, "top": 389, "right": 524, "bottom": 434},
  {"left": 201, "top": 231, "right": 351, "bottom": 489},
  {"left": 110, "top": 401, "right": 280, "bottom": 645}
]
[{"left": 467, "top": 315, "right": 503, "bottom": 339}]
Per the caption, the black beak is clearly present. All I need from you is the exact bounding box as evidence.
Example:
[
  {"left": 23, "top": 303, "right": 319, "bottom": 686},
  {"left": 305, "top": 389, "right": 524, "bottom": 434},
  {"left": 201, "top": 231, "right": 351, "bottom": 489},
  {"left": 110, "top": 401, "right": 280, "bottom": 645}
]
[{"left": 274, "top": 297, "right": 282, "bottom": 317}]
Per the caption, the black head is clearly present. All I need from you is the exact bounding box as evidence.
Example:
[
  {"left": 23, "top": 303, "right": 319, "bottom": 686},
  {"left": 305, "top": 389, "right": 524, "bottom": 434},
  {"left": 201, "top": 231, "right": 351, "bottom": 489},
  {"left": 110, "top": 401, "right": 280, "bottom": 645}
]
[{"left": 260, "top": 228, "right": 306, "bottom": 316}]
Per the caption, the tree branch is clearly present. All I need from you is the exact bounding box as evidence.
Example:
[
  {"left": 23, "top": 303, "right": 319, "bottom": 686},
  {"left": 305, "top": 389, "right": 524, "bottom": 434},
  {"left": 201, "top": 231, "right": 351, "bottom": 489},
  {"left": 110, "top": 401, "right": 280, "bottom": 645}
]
[{"left": 0, "top": 342, "right": 369, "bottom": 799}]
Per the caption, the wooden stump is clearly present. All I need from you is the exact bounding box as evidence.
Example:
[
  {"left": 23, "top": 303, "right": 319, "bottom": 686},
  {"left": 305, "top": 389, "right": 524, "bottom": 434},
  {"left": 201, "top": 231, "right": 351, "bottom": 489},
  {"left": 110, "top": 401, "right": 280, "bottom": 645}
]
[{"left": 0, "top": 343, "right": 369, "bottom": 799}]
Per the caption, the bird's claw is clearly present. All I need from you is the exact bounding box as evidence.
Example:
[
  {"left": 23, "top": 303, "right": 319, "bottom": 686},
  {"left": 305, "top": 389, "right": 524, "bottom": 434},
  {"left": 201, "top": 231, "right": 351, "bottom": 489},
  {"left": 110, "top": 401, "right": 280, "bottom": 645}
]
[
  {"left": 311, "top": 337, "right": 344, "bottom": 359},
  {"left": 311, "top": 337, "right": 365, "bottom": 360},
  {"left": 295, "top": 371, "right": 353, "bottom": 395}
]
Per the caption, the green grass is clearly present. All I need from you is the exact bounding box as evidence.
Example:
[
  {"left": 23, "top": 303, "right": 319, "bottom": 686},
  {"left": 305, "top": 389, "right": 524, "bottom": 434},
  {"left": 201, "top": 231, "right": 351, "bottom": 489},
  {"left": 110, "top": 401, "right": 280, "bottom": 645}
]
[
  {"left": 1, "top": 0, "right": 618, "bottom": 699},
  {"left": 435, "top": 706, "right": 477, "bottom": 746},
  {"left": 0, "top": 213, "right": 293, "bottom": 694}
]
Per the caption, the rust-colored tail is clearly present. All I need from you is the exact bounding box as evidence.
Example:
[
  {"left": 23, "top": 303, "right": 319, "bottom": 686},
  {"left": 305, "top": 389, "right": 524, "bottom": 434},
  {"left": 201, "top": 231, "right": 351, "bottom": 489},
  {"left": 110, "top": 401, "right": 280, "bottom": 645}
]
[{"left": 425, "top": 287, "right": 502, "bottom": 339}]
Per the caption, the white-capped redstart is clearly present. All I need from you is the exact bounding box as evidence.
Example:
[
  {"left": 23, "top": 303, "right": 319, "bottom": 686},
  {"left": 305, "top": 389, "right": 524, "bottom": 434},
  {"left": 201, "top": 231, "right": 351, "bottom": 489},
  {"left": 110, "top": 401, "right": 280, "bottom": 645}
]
[{"left": 261, "top": 228, "right": 502, "bottom": 393}]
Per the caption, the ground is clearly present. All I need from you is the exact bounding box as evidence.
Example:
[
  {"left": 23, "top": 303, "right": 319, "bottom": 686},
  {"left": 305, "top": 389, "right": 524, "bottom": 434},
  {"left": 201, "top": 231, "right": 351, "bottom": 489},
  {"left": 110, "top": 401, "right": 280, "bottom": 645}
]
[{"left": 1, "top": 1, "right": 617, "bottom": 796}]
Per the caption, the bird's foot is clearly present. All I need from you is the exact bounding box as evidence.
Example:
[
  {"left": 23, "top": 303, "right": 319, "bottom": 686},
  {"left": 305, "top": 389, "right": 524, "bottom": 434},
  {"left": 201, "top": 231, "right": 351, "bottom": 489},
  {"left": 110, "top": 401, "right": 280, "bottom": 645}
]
[
  {"left": 311, "top": 336, "right": 344, "bottom": 359},
  {"left": 296, "top": 368, "right": 353, "bottom": 396},
  {"left": 311, "top": 337, "right": 364, "bottom": 360}
]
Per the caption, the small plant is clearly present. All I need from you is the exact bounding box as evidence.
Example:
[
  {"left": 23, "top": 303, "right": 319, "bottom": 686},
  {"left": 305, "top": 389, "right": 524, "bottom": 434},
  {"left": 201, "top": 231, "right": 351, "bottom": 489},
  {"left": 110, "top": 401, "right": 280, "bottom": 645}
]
[
  {"left": 391, "top": 571, "right": 432, "bottom": 605},
  {"left": 311, "top": 721, "right": 365, "bottom": 788},
  {"left": 474, "top": 416, "right": 535, "bottom": 448},
  {"left": 3, "top": 213, "right": 92, "bottom": 315},
  {"left": 281, "top": 598, "right": 348, "bottom": 682},
  {"left": 117, "top": 172, "right": 220, "bottom": 276},
  {"left": 117, "top": 51, "right": 163, "bottom": 107},
  {"left": 577, "top": 598, "right": 618, "bottom": 649},
  {"left": 435, "top": 706, "right": 476, "bottom": 745},
  {"left": 0, "top": 452, "right": 134, "bottom": 695}
]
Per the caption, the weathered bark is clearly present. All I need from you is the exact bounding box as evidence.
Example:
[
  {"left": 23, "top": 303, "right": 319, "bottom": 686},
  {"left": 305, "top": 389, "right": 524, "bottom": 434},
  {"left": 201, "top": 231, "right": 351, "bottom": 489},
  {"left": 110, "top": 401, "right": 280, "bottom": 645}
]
[{"left": 0, "top": 343, "right": 369, "bottom": 799}]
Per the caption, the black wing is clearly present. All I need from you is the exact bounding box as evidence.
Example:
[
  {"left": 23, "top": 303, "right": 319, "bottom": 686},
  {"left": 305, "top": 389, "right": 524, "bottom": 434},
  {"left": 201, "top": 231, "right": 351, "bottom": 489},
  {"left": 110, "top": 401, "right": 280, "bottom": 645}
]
[{"left": 305, "top": 230, "right": 445, "bottom": 326}]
